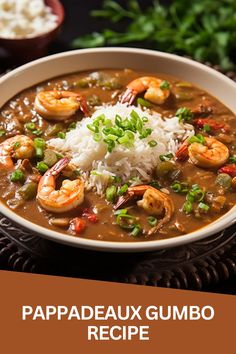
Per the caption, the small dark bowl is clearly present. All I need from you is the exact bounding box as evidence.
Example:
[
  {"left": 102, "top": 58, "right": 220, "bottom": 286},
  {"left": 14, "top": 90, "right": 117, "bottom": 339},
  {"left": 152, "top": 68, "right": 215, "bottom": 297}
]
[{"left": 0, "top": 0, "right": 64, "bottom": 64}]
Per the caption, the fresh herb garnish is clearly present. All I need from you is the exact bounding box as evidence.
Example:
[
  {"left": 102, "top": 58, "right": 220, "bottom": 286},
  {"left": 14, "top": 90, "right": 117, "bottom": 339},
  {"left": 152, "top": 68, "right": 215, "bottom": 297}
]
[
  {"left": 147, "top": 216, "right": 158, "bottom": 226},
  {"left": 176, "top": 107, "right": 193, "bottom": 123},
  {"left": 137, "top": 98, "right": 151, "bottom": 107},
  {"left": 57, "top": 132, "right": 66, "bottom": 139},
  {"left": 159, "top": 153, "right": 174, "bottom": 161},
  {"left": 229, "top": 156, "right": 236, "bottom": 163},
  {"left": 188, "top": 134, "right": 205, "bottom": 144},
  {"left": 72, "top": 0, "right": 236, "bottom": 71},
  {"left": 203, "top": 124, "right": 211, "bottom": 133},
  {"left": 10, "top": 169, "right": 25, "bottom": 183},
  {"left": 160, "top": 80, "right": 170, "bottom": 90},
  {"left": 87, "top": 110, "right": 153, "bottom": 152},
  {"left": 0, "top": 129, "right": 6, "bottom": 137}
]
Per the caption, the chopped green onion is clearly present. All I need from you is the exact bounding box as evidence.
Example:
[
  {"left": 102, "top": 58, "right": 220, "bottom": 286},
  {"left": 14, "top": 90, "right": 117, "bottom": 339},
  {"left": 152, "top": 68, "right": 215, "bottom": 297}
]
[
  {"left": 130, "top": 225, "right": 142, "bottom": 236},
  {"left": 159, "top": 153, "right": 173, "bottom": 161},
  {"left": 24, "top": 122, "right": 36, "bottom": 131},
  {"left": 147, "top": 216, "right": 158, "bottom": 226},
  {"left": 160, "top": 80, "right": 170, "bottom": 90},
  {"left": 93, "top": 133, "right": 102, "bottom": 142},
  {"left": 183, "top": 201, "right": 193, "bottom": 214},
  {"left": 142, "top": 117, "right": 148, "bottom": 123},
  {"left": 188, "top": 134, "right": 205, "bottom": 145},
  {"left": 148, "top": 140, "right": 157, "bottom": 147},
  {"left": 118, "top": 184, "right": 129, "bottom": 196},
  {"left": 111, "top": 175, "right": 122, "bottom": 184},
  {"left": 137, "top": 98, "right": 151, "bottom": 107},
  {"left": 68, "top": 122, "right": 77, "bottom": 131},
  {"left": 87, "top": 124, "right": 99, "bottom": 133},
  {"left": 176, "top": 107, "right": 193, "bottom": 123},
  {"left": 114, "top": 209, "right": 128, "bottom": 216},
  {"left": 198, "top": 202, "right": 210, "bottom": 211},
  {"left": 32, "top": 129, "right": 43, "bottom": 136},
  {"left": 57, "top": 132, "right": 66, "bottom": 139},
  {"left": 10, "top": 169, "right": 25, "bottom": 183},
  {"left": 105, "top": 185, "right": 117, "bottom": 203},
  {"left": 139, "top": 128, "right": 152, "bottom": 139},
  {"left": 34, "top": 138, "right": 46, "bottom": 159},
  {"left": 0, "top": 129, "right": 6, "bottom": 137},
  {"left": 203, "top": 124, "right": 211, "bottom": 133},
  {"left": 171, "top": 181, "right": 189, "bottom": 194},
  {"left": 36, "top": 162, "right": 49, "bottom": 174},
  {"left": 116, "top": 214, "right": 137, "bottom": 229},
  {"left": 229, "top": 156, "right": 236, "bottom": 163}
]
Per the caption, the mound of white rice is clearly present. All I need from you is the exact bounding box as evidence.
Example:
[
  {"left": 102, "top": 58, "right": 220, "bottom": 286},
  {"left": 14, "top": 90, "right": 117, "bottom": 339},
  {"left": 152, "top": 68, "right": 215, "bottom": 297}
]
[
  {"left": 0, "top": 0, "right": 58, "bottom": 39},
  {"left": 48, "top": 103, "right": 195, "bottom": 194}
]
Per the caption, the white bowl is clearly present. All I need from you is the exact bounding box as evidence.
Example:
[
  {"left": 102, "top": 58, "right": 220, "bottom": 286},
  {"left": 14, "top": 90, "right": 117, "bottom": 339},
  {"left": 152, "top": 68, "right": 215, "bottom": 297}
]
[{"left": 0, "top": 48, "right": 236, "bottom": 252}]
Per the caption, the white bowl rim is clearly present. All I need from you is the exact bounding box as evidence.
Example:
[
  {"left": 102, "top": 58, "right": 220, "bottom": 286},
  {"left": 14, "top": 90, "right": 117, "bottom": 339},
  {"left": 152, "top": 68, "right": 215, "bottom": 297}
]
[{"left": 0, "top": 47, "right": 236, "bottom": 252}]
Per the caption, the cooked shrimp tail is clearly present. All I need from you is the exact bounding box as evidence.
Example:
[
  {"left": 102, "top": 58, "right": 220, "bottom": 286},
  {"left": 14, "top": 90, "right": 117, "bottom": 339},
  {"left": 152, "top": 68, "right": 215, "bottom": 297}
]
[
  {"left": 37, "top": 157, "right": 85, "bottom": 213},
  {"left": 120, "top": 76, "right": 170, "bottom": 105},
  {"left": 115, "top": 185, "right": 174, "bottom": 235},
  {"left": 35, "top": 90, "right": 89, "bottom": 120},
  {"left": 0, "top": 135, "right": 35, "bottom": 169}
]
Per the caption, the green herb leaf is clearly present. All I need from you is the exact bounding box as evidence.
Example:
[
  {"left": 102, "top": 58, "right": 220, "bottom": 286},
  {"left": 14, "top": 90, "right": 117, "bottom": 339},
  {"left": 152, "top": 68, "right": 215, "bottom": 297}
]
[
  {"left": 176, "top": 107, "right": 193, "bottom": 123},
  {"left": 10, "top": 169, "right": 25, "bottom": 183},
  {"left": 160, "top": 80, "right": 170, "bottom": 90}
]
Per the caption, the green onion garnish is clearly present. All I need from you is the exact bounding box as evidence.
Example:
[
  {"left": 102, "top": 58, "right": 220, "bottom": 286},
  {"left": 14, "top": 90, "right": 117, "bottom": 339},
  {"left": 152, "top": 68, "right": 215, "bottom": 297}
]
[
  {"left": 229, "top": 156, "right": 236, "bottom": 163},
  {"left": 176, "top": 107, "right": 193, "bottom": 123},
  {"left": 25, "top": 122, "right": 36, "bottom": 131},
  {"left": 0, "top": 130, "right": 6, "bottom": 137},
  {"left": 32, "top": 129, "right": 43, "bottom": 136},
  {"left": 116, "top": 214, "right": 137, "bottom": 229},
  {"left": 57, "top": 132, "right": 66, "bottom": 139},
  {"left": 36, "top": 162, "right": 49, "bottom": 174},
  {"left": 148, "top": 140, "right": 157, "bottom": 147},
  {"left": 114, "top": 209, "right": 128, "bottom": 216},
  {"left": 147, "top": 216, "right": 158, "bottom": 226},
  {"left": 93, "top": 133, "right": 102, "bottom": 142},
  {"left": 160, "top": 80, "right": 170, "bottom": 90},
  {"left": 137, "top": 98, "right": 151, "bottom": 107},
  {"left": 171, "top": 181, "right": 189, "bottom": 194},
  {"left": 188, "top": 134, "right": 205, "bottom": 145},
  {"left": 130, "top": 225, "right": 142, "bottom": 236},
  {"left": 68, "top": 122, "right": 77, "bottom": 131},
  {"left": 198, "top": 202, "right": 210, "bottom": 211},
  {"left": 118, "top": 184, "right": 129, "bottom": 196},
  {"left": 183, "top": 200, "right": 193, "bottom": 214},
  {"left": 142, "top": 117, "right": 148, "bottom": 123},
  {"left": 34, "top": 138, "right": 46, "bottom": 159},
  {"left": 105, "top": 185, "right": 117, "bottom": 203},
  {"left": 10, "top": 169, "right": 25, "bottom": 183},
  {"left": 159, "top": 153, "right": 174, "bottom": 161}
]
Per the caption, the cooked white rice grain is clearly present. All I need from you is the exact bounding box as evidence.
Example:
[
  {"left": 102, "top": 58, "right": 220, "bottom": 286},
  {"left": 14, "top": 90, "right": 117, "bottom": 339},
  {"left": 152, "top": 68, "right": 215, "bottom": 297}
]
[{"left": 48, "top": 103, "right": 195, "bottom": 194}]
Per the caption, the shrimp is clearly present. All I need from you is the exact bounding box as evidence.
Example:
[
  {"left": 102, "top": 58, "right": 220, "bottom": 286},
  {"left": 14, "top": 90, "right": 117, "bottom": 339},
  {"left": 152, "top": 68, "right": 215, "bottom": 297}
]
[
  {"left": 188, "top": 137, "right": 229, "bottom": 168},
  {"left": 0, "top": 135, "right": 35, "bottom": 169},
  {"left": 34, "top": 90, "right": 89, "bottom": 120},
  {"left": 120, "top": 76, "right": 170, "bottom": 105},
  {"left": 114, "top": 185, "right": 174, "bottom": 235},
  {"left": 37, "top": 157, "right": 84, "bottom": 213}
]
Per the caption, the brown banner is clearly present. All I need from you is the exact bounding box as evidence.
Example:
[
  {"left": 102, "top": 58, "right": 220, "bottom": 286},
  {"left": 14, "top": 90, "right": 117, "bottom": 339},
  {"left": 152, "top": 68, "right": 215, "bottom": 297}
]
[{"left": 0, "top": 270, "right": 235, "bottom": 353}]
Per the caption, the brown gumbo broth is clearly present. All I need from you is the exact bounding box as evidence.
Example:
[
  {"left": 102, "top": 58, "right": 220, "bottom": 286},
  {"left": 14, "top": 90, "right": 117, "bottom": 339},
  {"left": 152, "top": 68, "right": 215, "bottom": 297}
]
[{"left": 0, "top": 69, "right": 236, "bottom": 242}]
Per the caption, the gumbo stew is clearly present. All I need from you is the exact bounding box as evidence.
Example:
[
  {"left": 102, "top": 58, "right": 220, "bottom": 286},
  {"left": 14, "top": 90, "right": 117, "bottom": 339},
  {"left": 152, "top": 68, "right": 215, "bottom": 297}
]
[{"left": 0, "top": 69, "right": 236, "bottom": 242}]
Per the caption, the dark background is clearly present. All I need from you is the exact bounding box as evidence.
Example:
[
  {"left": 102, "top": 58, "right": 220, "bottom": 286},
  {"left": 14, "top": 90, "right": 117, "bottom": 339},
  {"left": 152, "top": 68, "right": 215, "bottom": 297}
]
[{"left": 0, "top": 0, "right": 235, "bottom": 293}]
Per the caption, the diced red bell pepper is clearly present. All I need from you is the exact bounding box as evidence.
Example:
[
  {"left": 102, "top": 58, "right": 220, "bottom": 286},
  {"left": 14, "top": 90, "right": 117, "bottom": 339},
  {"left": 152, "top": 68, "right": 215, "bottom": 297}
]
[
  {"left": 82, "top": 208, "right": 99, "bottom": 223},
  {"left": 193, "top": 118, "right": 228, "bottom": 131},
  {"left": 219, "top": 164, "right": 236, "bottom": 177},
  {"left": 70, "top": 217, "right": 86, "bottom": 234}
]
